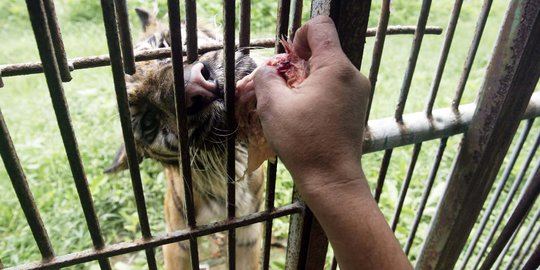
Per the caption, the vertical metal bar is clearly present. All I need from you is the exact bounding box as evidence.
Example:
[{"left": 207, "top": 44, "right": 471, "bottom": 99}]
[
  {"left": 391, "top": 143, "right": 422, "bottom": 232},
  {"left": 288, "top": 0, "right": 303, "bottom": 40},
  {"left": 185, "top": 0, "right": 198, "bottom": 63},
  {"left": 99, "top": 0, "right": 157, "bottom": 268},
  {"left": 522, "top": 241, "right": 540, "bottom": 270},
  {"left": 25, "top": 1, "right": 111, "bottom": 269},
  {"left": 492, "top": 227, "right": 518, "bottom": 270},
  {"left": 42, "top": 0, "right": 72, "bottom": 82},
  {"left": 365, "top": 0, "right": 390, "bottom": 123},
  {"left": 504, "top": 206, "right": 540, "bottom": 269},
  {"left": 404, "top": 137, "right": 448, "bottom": 254},
  {"left": 0, "top": 70, "right": 3, "bottom": 88},
  {"left": 330, "top": 257, "right": 338, "bottom": 270},
  {"left": 416, "top": 1, "right": 540, "bottom": 268},
  {"left": 0, "top": 107, "right": 55, "bottom": 260},
  {"left": 479, "top": 164, "right": 540, "bottom": 270},
  {"left": 223, "top": 0, "right": 237, "bottom": 269},
  {"left": 167, "top": 0, "right": 200, "bottom": 269},
  {"left": 451, "top": 0, "right": 493, "bottom": 109},
  {"left": 239, "top": 0, "right": 251, "bottom": 54},
  {"left": 515, "top": 222, "right": 540, "bottom": 269},
  {"left": 459, "top": 119, "right": 535, "bottom": 270},
  {"left": 471, "top": 134, "right": 540, "bottom": 270},
  {"left": 275, "top": 0, "right": 291, "bottom": 53},
  {"left": 394, "top": 0, "right": 431, "bottom": 122},
  {"left": 374, "top": 149, "right": 392, "bottom": 203},
  {"left": 425, "top": 0, "right": 463, "bottom": 116},
  {"left": 113, "top": 0, "right": 136, "bottom": 75},
  {"left": 262, "top": 161, "right": 278, "bottom": 270}
]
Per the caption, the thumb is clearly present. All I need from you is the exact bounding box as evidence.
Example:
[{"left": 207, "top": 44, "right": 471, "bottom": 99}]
[{"left": 253, "top": 66, "right": 290, "bottom": 112}]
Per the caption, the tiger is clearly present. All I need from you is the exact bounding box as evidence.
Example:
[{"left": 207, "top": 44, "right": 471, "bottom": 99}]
[{"left": 105, "top": 8, "right": 264, "bottom": 269}]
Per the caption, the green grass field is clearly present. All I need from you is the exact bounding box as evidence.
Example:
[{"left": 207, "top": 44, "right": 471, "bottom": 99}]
[{"left": 1, "top": 0, "right": 539, "bottom": 269}]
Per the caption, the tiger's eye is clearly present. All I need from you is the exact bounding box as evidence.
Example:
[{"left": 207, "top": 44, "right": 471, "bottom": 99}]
[{"left": 141, "top": 109, "right": 159, "bottom": 143}]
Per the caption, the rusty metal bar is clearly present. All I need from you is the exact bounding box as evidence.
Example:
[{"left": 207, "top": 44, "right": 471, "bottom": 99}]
[
  {"left": 394, "top": 0, "right": 431, "bottom": 122},
  {"left": 275, "top": 0, "right": 291, "bottom": 53},
  {"left": 167, "top": 0, "right": 200, "bottom": 268},
  {"left": 42, "top": 0, "right": 71, "bottom": 82},
  {"left": 5, "top": 203, "right": 303, "bottom": 270},
  {"left": 452, "top": 0, "right": 493, "bottom": 109},
  {"left": 416, "top": 1, "right": 540, "bottom": 267},
  {"left": 522, "top": 241, "right": 540, "bottom": 270},
  {"left": 470, "top": 133, "right": 540, "bottom": 270},
  {"left": 0, "top": 107, "right": 55, "bottom": 261},
  {"left": 100, "top": 0, "right": 157, "bottom": 268},
  {"left": 479, "top": 163, "right": 540, "bottom": 270},
  {"left": 515, "top": 221, "right": 540, "bottom": 269},
  {"left": 365, "top": 0, "right": 390, "bottom": 123},
  {"left": 223, "top": 0, "right": 237, "bottom": 268},
  {"left": 504, "top": 206, "right": 540, "bottom": 269},
  {"left": 391, "top": 143, "right": 422, "bottom": 232},
  {"left": 458, "top": 119, "right": 536, "bottom": 270},
  {"left": 238, "top": 0, "right": 251, "bottom": 54},
  {"left": 113, "top": 0, "right": 136, "bottom": 75},
  {"left": 185, "top": 0, "right": 198, "bottom": 63},
  {"left": 25, "top": 1, "right": 111, "bottom": 269},
  {"left": 262, "top": 161, "right": 278, "bottom": 270},
  {"left": 425, "top": 0, "right": 463, "bottom": 115},
  {"left": 404, "top": 137, "right": 448, "bottom": 255},
  {"left": 374, "top": 149, "right": 392, "bottom": 203},
  {"left": 0, "top": 26, "right": 442, "bottom": 79},
  {"left": 288, "top": 0, "right": 303, "bottom": 40}
]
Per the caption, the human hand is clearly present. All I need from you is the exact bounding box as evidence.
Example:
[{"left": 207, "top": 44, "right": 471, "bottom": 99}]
[{"left": 252, "top": 16, "right": 371, "bottom": 195}]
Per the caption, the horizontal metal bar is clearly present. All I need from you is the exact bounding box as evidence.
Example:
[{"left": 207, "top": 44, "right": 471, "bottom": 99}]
[
  {"left": 5, "top": 203, "right": 303, "bottom": 270},
  {"left": 0, "top": 26, "right": 443, "bottom": 78},
  {"left": 363, "top": 92, "right": 540, "bottom": 154}
]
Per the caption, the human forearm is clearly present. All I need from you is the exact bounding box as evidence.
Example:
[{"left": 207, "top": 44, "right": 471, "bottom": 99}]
[{"left": 295, "top": 164, "right": 413, "bottom": 270}]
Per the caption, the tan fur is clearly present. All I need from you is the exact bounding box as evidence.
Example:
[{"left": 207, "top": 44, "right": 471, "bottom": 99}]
[{"left": 107, "top": 8, "right": 263, "bottom": 269}]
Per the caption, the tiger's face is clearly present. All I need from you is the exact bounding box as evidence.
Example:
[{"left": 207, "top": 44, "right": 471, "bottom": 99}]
[{"left": 105, "top": 8, "right": 256, "bottom": 172}]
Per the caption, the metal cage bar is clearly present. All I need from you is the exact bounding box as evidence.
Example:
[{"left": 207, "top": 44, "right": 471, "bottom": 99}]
[
  {"left": 25, "top": 1, "right": 112, "bottom": 269},
  {"left": 167, "top": 0, "right": 200, "bottom": 268},
  {"left": 0, "top": 108, "right": 55, "bottom": 261},
  {"left": 417, "top": 1, "right": 540, "bottom": 267},
  {"left": 42, "top": 0, "right": 72, "bottom": 82},
  {"left": 470, "top": 133, "right": 540, "bottom": 269},
  {"left": 515, "top": 220, "right": 540, "bottom": 269},
  {"left": 184, "top": 0, "right": 198, "bottom": 63},
  {"left": 4, "top": 203, "right": 302, "bottom": 270},
  {"left": 522, "top": 241, "right": 540, "bottom": 270},
  {"left": 113, "top": 0, "right": 136, "bottom": 75},
  {"left": 262, "top": 161, "right": 278, "bottom": 270},
  {"left": 100, "top": 0, "right": 158, "bottom": 268},
  {"left": 503, "top": 205, "right": 540, "bottom": 269},
  {"left": 394, "top": 0, "right": 432, "bottom": 122},
  {"left": 459, "top": 119, "right": 536, "bottom": 270},
  {"left": 288, "top": 0, "right": 303, "bottom": 40},
  {"left": 404, "top": 137, "right": 448, "bottom": 254},
  {"left": 425, "top": 0, "right": 463, "bottom": 116},
  {"left": 479, "top": 162, "right": 540, "bottom": 270},
  {"left": 0, "top": 26, "right": 442, "bottom": 79},
  {"left": 390, "top": 143, "right": 422, "bottom": 232},
  {"left": 365, "top": 0, "right": 390, "bottom": 123},
  {"left": 238, "top": 0, "right": 251, "bottom": 54},
  {"left": 451, "top": 0, "right": 493, "bottom": 109},
  {"left": 222, "top": 0, "right": 237, "bottom": 268}
]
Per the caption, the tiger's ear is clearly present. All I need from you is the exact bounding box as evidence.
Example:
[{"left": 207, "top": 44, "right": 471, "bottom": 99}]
[
  {"left": 104, "top": 144, "right": 143, "bottom": 174},
  {"left": 134, "top": 7, "right": 157, "bottom": 33}
]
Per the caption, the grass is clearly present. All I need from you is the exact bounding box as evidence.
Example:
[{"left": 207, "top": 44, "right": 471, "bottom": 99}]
[{"left": 0, "top": 0, "right": 539, "bottom": 269}]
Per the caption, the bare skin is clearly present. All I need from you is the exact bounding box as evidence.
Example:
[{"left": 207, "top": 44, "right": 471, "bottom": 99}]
[{"left": 252, "top": 16, "right": 413, "bottom": 270}]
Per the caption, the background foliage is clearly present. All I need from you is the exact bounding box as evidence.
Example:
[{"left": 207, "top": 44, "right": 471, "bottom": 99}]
[{"left": 1, "top": 0, "right": 538, "bottom": 269}]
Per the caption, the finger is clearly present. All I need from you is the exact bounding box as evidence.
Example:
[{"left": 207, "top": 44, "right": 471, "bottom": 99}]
[
  {"left": 253, "top": 65, "right": 290, "bottom": 112},
  {"left": 292, "top": 16, "right": 342, "bottom": 61}
]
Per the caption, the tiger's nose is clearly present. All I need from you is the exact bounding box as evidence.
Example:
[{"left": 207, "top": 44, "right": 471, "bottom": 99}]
[{"left": 185, "top": 62, "right": 218, "bottom": 114}]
